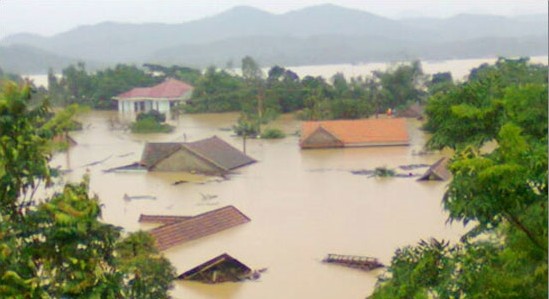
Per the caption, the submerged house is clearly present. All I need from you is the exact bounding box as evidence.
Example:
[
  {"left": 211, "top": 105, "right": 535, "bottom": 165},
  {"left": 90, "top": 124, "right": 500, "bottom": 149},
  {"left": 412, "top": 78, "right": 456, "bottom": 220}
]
[
  {"left": 417, "top": 157, "right": 451, "bottom": 181},
  {"left": 147, "top": 205, "right": 251, "bottom": 251},
  {"left": 177, "top": 253, "right": 253, "bottom": 283},
  {"left": 322, "top": 254, "right": 384, "bottom": 271},
  {"left": 300, "top": 118, "right": 409, "bottom": 149},
  {"left": 113, "top": 78, "right": 193, "bottom": 117},
  {"left": 140, "top": 136, "right": 256, "bottom": 175}
]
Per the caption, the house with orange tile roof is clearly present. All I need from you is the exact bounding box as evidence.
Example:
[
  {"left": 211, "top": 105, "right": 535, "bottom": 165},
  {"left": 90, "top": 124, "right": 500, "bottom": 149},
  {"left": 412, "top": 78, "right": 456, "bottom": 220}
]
[
  {"left": 113, "top": 78, "right": 193, "bottom": 117},
  {"left": 300, "top": 118, "right": 409, "bottom": 149}
]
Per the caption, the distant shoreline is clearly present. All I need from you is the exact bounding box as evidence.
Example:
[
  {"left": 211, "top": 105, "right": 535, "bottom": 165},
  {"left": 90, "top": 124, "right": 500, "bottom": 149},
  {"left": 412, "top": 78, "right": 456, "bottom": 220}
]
[{"left": 23, "top": 55, "right": 548, "bottom": 88}]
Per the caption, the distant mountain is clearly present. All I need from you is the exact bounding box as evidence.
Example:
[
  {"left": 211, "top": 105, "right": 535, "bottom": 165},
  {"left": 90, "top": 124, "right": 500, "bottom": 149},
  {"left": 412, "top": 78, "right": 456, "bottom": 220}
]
[
  {"left": 1, "top": 4, "right": 547, "bottom": 74},
  {"left": 0, "top": 45, "right": 76, "bottom": 74},
  {"left": 400, "top": 14, "right": 548, "bottom": 41}
]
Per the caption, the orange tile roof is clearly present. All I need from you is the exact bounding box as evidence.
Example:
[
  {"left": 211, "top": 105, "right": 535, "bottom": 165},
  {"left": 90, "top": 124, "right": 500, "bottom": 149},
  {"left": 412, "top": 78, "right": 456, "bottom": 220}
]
[
  {"left": 148, "top": 206, "right": 250, "bottom": 251},
  {"left": 300, "top": 118, "right": 409, "bottom": 148}
]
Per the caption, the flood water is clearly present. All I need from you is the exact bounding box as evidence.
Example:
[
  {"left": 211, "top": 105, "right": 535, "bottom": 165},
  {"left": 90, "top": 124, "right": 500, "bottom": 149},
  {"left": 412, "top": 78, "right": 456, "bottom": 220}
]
[{"left": 50, "top": 110, "right": 464, "bottom": 299}]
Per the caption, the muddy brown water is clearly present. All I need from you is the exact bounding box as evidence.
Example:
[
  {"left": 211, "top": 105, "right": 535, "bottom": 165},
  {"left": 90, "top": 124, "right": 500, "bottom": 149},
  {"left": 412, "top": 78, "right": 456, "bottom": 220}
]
[{"left": 48, "top": 111, "right": 465, "bottom": 299}]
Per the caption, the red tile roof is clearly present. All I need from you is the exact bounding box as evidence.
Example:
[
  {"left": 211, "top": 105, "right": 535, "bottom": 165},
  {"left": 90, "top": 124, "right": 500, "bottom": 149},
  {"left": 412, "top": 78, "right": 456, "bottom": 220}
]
[
  {"left": 148, "top": 206, "right": 250, "bottom": 251},
  {"left": 300, "top": 118, "right": 409, "bottom": 148},
  {"left": 115, "top": 78, "right": 193, "bottom": 100}
]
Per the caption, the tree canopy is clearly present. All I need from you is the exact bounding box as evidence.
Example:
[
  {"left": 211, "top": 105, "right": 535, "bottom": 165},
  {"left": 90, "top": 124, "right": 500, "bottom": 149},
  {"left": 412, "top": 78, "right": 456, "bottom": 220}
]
[
  {"left": 0, "top": 81, "right": 175, "bottom": 298},
  {"left": 370, "top": 57, "right": 548, "bottom": 299}
]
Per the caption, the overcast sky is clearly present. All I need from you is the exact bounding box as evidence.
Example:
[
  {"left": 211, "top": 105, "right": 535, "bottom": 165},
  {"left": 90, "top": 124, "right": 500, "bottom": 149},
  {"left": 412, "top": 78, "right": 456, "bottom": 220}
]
[{"left": 0, "top": 0, "right": 546, "bottom": 39}]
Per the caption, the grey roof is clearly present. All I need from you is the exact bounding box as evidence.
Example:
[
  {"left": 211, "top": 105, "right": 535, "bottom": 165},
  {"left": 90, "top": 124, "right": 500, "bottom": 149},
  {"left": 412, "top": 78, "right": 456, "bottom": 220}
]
[
  {"left": 140, "top": 143, "right": 182, "bottom": 169},
  {"left": 177, "top": 253, "right": 251, "bottom": 282},
  {"left": 140, "top": 136, "right": 255, "bottom": 172},
  {"left": 417, "top": 157, "right": 451, "bottom": 181},
  {"left": 185, "top": 136, "right": 256, "bottom": 171}
]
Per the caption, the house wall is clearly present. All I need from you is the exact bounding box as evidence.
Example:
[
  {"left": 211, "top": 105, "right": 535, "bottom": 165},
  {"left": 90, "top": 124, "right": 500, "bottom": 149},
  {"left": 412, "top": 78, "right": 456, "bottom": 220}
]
[
  {"left": 301, "top": 130, "right": 343, "bottom": 149},
  {"left": 157, "top": 101, "right": 170, "bottom": 114},
  {"left": 152, "top": 148, "right": 223, "bottom": 174}
]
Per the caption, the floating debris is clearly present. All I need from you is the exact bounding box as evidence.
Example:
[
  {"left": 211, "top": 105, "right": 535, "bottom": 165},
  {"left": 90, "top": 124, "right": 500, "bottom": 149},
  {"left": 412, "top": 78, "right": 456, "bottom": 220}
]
[
  {"left": 394, "top": 173, "right": 421, "bottom": 178},
  {"left": 398, "top": 163, "right": 430, "bottom": 170},
  {"left": 173, "top": 180, "right": 189, "bottom": 185},
  {"left": 322, "top": 254, "right": 384, "bottom": 271},
  {"left": 411, "top": 149, "right": 435, "bottom": 156},
  {"left": 351, "top": 167, "right": 420, "bottom": 178},
  {"left": 116, "top": 152, "right": 134, "bottom": 158},
  {"left": 350, "top": 169, "right": 375, "bottom": 176},
  {"left": 81, "top": 155, "right": 113, "bottom": 167},
  {"left": 123, "top": 194, "right": 157, "bottom": 201},
  {"left": 200, "top": 193, "right": 218, "bottom": 201}
]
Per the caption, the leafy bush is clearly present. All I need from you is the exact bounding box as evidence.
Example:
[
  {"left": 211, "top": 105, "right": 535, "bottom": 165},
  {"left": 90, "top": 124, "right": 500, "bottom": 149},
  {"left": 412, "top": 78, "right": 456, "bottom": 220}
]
[
  {"left": 130, "top": 118, "right": 173, "bottom": 133},
  {"left": 136, "top": 110, "right": 166, "bottom": 123},
  {"left": 261, "top": 128, "right": 286, "bottom": 139},
  {"left": 373, "top": 167, "right": 396, "bottom": 177}
]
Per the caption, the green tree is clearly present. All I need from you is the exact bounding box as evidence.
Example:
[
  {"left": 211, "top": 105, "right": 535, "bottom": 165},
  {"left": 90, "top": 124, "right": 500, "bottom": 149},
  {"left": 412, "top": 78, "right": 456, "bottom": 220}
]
[
  {"left": 371, "top": 57, "right": 548, "bottom": 299},
  {"left": 116, "top": 231, "right": 176, "bottom": 299},
  {"left": 187, "top": 66, "right": 245, "bottom": 112},
  {"left": 374, "top": 60, "right": 427, "bottom": 110},
  {"left": 0, "top": 82, "right": 176, "bottom": 298}
]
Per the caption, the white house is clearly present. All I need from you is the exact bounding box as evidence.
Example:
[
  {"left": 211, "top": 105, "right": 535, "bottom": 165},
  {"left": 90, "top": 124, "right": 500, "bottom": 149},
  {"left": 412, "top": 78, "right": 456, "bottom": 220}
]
[{"left": 113, "top": 78, "right": 193, "bottom": 118}]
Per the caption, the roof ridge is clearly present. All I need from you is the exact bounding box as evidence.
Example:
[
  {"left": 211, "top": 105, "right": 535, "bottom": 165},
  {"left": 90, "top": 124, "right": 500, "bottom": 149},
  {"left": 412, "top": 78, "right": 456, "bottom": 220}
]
[{"left": 181, "top": 143, "right": 229, "bottom": 172}]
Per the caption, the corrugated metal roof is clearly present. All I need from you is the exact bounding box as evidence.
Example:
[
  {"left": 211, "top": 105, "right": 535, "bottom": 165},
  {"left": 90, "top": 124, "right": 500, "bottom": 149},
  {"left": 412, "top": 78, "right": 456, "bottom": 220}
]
[
  {"left": 138, "top": 214, "right": 193, "bottom": 224},
  {"left": 148, "top": 206, "right": 251, "bottom": 251},
  {"left": 185, "top": 136, "right": 256, "bottom": 171},
  {"left": 417, "top": 157, "right": 451, "bottom": 181},
  {"left": 115, "top": 78, "right": 193, "bottom": 100},
  {"left": 300, "top": 118, "right": 409, "bottom": 148}
]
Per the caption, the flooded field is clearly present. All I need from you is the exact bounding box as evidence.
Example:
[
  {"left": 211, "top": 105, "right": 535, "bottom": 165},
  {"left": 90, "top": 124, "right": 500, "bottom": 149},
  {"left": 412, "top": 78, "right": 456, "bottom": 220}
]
[{"left": 50, "top": 111, "right": 464, "bottom": 299}]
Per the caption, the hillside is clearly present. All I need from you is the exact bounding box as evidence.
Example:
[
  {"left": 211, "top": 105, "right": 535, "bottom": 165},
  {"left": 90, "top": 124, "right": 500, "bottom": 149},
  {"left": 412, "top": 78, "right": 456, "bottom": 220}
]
[{"left": 1, "top": 4, "right": 547, "bottom": 74}]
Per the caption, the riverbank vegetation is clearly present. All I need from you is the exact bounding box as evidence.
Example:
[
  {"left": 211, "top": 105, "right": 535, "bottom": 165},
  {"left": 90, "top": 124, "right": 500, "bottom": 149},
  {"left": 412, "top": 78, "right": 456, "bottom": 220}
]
[
  {"left": 44, "top": 56, "right": 450, "bottom": 118},
  {"left": 0, "top": 82, "right": 176, "bottom": 297},
  {"left": 370, "top": 57, "right": 548, "bottom": 298}
]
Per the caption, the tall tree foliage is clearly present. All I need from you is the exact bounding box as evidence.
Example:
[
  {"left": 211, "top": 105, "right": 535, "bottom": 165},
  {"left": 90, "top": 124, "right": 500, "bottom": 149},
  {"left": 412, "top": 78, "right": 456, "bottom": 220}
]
[
  {"left": 371, "top": 58, "right": 548, "bottom": 299},
  {"left": 0, "top": 82, "right": 175, "bottom": 298}
]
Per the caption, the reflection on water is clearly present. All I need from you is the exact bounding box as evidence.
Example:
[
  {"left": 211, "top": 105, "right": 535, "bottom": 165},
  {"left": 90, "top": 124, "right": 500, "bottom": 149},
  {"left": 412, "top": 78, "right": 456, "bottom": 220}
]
[{"left": 50, "top": 111, "right": 465, "bottom": 299}]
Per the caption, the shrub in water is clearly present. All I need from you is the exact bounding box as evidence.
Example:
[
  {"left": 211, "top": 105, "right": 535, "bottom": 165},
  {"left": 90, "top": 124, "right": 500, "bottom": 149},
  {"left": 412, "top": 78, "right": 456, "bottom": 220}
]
[{"left": 261, "top": 128, "right": 286, "bottom": 139}]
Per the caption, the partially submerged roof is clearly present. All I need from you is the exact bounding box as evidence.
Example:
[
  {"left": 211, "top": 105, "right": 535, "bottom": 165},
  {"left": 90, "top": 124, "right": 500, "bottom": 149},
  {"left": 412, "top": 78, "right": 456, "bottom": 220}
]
[
  {"left": 185, "top": 136, "right": 256, "bottom": 171},
  {"left": 141, "top": 143, "right": 182, "bottom": 169},
  {"left": 114, "top": 78, "right": 193, "bottom": 100},
  {"left": 177, "top": 253, "right": 252, "bottom": 283},
  {"left": 417, "top": 157, "right": 451, "bottom": 181},
  {"left": 140, "top": 136, "right": 256, "bottom": 172},
  {"left": 148, "top": 205, "right": 251, "bottom": 251},
  {"left": 138, "top": 214, "right": 193, "bottom": 225},
  {"left": 300, "top": 118, "right": 409, "bottom": 148}
]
